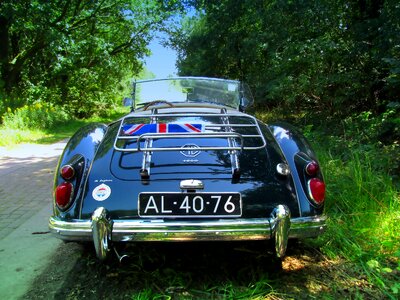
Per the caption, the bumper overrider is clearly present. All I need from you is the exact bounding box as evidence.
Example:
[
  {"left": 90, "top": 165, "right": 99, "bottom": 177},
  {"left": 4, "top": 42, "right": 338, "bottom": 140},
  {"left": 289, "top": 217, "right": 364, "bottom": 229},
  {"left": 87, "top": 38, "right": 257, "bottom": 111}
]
[{"left": 49, "top": 205, "right": 326, "bottom": 260}]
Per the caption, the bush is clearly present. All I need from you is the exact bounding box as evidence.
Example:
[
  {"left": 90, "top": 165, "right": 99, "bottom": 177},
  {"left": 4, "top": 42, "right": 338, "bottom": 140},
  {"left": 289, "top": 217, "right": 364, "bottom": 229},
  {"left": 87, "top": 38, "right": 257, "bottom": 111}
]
[{"left": 2, "top": 102, "right": 71, "bottom": 130}]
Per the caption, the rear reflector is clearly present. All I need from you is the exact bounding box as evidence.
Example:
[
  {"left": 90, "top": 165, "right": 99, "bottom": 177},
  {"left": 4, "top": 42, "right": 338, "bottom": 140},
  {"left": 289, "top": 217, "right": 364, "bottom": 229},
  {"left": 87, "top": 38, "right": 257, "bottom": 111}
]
[
  {"left": 307, "top": 178, "right": 325, "bottom": 204},
  {"left": 60, "top": 165, "right": 75, "bottom": 180},
  {"left": 55, "top": 182, "right": 73, "bottom": 209}
]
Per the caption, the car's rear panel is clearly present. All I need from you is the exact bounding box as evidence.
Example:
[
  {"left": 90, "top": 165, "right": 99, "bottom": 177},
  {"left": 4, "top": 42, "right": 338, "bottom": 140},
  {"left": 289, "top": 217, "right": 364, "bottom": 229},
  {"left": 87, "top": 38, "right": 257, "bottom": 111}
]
[{"left": 79, "top": 107, "right": 301, "bottom": 220}]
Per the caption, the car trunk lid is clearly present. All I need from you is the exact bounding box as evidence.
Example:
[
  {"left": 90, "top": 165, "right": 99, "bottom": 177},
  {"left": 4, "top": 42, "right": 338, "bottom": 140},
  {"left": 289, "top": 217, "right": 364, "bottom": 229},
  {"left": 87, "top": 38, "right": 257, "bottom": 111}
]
[{"left": 110, "top": 107, "right": 267, "bottom": 181}]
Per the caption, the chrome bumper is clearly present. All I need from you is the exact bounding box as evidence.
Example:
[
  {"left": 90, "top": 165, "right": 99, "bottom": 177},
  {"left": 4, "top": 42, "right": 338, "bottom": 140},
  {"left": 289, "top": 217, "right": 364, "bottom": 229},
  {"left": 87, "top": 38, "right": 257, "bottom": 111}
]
[{"left": 49, "top": 206, "right": 326, "bottom": 260}]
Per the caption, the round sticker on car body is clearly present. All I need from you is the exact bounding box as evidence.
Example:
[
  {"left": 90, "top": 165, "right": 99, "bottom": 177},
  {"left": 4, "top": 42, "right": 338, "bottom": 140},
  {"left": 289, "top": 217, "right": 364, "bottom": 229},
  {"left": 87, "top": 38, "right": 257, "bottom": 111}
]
[{"left": 92, "top": 184, "right": 111, "bottom": 201}]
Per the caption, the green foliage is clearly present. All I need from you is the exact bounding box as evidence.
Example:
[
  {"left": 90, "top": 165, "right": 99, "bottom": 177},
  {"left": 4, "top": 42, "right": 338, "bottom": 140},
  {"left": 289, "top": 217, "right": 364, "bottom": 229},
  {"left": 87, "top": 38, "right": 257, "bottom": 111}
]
[
  {"left": 0, "top": 105, "right": 127, "bottom": 146},
  {"left": 306, "top": 122, "right": 399, "bottom": 298},
  {"left": 170, "top": 0, "right": 400, "bottom": 119},
  {"left": 0, "top": 128, "right": 45, "bottom": 146},
  {"left": 194, "top": 0, "right": 400, "bottom": 184},
  {"left": 255, "top": 105, "right": 400, "bottom": 297},
  {"left": 0, "top": 0, "right": 178, "bottom": 119},
  {"left": 320, "top": 151, "right": 399, "bottom": 257},
  {"left": 2, "top": 102, "right": 70, "bottom": 130}
]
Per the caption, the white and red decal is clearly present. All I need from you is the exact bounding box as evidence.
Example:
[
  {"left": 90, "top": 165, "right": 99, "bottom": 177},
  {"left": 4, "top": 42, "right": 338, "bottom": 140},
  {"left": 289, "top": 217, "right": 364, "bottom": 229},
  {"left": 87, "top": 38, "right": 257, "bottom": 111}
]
[{"left": 92, "top": 184, "right": 111, "bottom": 201}]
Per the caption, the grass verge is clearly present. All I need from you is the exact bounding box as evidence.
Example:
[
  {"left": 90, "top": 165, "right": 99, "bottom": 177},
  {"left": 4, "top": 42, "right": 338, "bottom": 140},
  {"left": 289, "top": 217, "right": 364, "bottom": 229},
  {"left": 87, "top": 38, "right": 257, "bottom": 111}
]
[
  {"left": 314, "top": 144, "right": 400, "bottom": 298},
  {"left": 0, "top": 107, "right": 128, "bottom": 147},
  {"left": 257, "top": 108, "right": 400, "bottom": 298}
]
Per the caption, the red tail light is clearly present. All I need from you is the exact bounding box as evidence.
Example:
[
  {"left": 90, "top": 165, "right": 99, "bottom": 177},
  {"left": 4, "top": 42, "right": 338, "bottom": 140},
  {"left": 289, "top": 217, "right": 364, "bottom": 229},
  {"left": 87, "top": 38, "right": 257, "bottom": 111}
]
[
  {"left": 307, "top": 178, "right": 325, "bottom": 204},
  {"left": 60, "top": 165, "right": 75, "bottom": 180},
  {"left": 55, "top": 182, "right": 73, "bottom": 209},
  {"left": 305, "top": 161, "right": 319, "bottom": 176}
]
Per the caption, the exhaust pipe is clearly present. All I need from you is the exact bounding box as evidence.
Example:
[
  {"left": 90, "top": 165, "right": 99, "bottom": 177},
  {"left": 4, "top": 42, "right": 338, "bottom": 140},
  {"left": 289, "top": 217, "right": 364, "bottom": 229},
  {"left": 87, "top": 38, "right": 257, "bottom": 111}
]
[{"left": 113, "top": 246, "right": 130, "bottom": 264}]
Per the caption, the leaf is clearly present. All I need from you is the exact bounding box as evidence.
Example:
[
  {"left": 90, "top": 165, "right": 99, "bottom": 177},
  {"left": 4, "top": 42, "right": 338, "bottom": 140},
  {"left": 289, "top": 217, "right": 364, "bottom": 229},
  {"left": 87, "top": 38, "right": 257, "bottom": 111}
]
[
  {"left": 381, "top": 267, "right": 393, "bottom": 273},
  {"left": 367, "top": 259, "right": 380, "bottom": 269},
  {"left": 391, "top": 283, "right": 400, "bottom": 294}
]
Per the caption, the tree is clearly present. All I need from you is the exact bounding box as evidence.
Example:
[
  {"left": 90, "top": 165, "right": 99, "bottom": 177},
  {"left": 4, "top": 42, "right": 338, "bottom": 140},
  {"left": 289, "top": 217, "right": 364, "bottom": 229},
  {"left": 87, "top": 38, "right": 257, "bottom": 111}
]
[
  {"left": 0, "top": 0, "right": 177, "bottom": 117},
  {"left": 169, "top": 0, "right": 400, "bottom": 117}
]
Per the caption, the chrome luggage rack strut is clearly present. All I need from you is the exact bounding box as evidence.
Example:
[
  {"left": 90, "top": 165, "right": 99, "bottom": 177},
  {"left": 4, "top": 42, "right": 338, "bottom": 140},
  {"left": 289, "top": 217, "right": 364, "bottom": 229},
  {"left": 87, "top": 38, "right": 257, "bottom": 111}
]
[
  {"left": 220, "top": 108, "right": 240, "bottom": 180},
  {"left": 139, "top": 108, "right": 157, "bottom": 179},
  {"left": 113, "top": 108, "right": 267, "bottom": 180}
]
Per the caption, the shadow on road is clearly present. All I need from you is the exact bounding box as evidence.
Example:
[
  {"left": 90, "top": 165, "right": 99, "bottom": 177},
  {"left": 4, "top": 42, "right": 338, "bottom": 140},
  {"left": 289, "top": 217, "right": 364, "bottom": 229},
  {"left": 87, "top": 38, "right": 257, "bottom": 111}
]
[{"left": 21, "top": 240, "right": 367, "bottom": 300}]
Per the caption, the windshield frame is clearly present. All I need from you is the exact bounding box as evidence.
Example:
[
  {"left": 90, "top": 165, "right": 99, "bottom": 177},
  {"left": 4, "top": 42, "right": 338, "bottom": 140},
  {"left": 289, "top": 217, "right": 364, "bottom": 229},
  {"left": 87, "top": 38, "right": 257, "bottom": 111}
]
[{"left": 131, "top": 77, "right": 253, "bottom": 111}]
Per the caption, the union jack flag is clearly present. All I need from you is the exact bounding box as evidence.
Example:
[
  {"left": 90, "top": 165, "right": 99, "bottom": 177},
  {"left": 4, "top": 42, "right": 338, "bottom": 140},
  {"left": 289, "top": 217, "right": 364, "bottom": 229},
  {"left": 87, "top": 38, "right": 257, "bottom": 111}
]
[{"left": 122, "top": 123, "right": 204, "bottom": 135}]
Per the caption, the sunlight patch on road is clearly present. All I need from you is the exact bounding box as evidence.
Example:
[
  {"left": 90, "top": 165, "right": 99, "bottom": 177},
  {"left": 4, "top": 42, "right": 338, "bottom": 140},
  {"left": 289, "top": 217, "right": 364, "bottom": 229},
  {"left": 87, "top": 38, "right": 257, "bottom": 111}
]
[{"left": 0, "top": 140, "right": 67, "bottom": 159}]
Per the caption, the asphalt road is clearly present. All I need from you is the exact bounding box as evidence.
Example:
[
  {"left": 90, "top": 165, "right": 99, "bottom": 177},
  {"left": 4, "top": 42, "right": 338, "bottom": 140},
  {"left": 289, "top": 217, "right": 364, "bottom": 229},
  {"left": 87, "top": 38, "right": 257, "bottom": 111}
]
[{"left": 0, "top": 141, "right": 73, "bottom": 300}]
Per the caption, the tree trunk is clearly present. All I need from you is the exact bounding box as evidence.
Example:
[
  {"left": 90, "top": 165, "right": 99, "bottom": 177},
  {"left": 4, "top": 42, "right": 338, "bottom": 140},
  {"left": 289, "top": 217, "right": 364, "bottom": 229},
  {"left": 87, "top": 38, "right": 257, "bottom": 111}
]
[{"left": 0, "top": 15, "right": 10, "bottom": 90}]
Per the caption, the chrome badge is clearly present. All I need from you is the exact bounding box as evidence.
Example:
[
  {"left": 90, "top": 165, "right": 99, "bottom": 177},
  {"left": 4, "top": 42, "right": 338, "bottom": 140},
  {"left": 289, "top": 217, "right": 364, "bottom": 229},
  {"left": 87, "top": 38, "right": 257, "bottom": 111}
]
[{"left": 180, "top": 144, "right": 201, "bottom": 158}]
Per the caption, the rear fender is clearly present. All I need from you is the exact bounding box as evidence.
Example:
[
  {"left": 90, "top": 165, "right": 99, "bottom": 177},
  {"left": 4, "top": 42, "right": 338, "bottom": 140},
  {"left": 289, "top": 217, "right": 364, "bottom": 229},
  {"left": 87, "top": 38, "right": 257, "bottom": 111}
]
[
  {"left": 53, "top": 123, "right": 108, "bottom": 218},
  {"left": 268, "top": 122, "right": 324, "bottom": 216}
]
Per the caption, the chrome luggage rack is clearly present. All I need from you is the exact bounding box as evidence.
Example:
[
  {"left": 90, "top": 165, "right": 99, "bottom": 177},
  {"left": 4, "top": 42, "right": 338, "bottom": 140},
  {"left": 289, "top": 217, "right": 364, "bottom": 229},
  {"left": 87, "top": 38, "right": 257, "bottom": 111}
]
[{"left": 113, "top": 108, "right": 266, "bottom": 180}]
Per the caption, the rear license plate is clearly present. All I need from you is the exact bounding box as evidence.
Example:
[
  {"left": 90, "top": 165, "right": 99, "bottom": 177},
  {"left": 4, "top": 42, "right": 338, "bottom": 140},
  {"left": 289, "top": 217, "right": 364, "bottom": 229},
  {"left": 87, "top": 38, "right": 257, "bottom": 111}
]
[{"left": 138, "top": 193, "right": 241, "bottom": 218}]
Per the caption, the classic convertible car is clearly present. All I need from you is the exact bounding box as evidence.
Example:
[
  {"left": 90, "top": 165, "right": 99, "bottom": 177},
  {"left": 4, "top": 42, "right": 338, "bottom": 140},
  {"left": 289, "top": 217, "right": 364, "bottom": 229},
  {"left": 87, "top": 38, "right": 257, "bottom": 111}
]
[{"left": 49, "top": 77, "right": 326, "bottom": 261}]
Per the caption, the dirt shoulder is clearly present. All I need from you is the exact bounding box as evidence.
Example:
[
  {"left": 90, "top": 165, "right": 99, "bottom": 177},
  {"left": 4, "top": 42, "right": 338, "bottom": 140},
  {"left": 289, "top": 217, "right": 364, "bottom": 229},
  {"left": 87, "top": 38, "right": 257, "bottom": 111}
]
[{"left": 22, "top": 241, "right": 383, "bottom": 300}]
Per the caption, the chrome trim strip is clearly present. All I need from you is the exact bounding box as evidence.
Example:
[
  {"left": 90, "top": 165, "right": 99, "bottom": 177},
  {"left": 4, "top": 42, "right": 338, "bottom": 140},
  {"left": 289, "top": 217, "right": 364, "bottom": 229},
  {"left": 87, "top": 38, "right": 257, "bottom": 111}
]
[
  {"left": 135, "top": 77, "right": 240, "bottom": 84},
  {"left": 121, "top": 112, "right": 256, "bottom": 118},
  {"left": 49, "top": 215, "right": 326, "bottom": 242}
]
